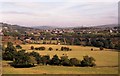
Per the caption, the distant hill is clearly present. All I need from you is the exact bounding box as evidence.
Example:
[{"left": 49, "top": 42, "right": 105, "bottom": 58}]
[
  {"left": 32, "top": 26, "right": 57, "bottom": 30},
  {"left": 92, "top": 24, "right": 118, "bottom": 28},
  {"left": 1, "top": 22, "right": 118, "bottom": 31},
  {"left": 32, "top": 25, "right": 81, "bottom": 29},
  {"left": 0, "top": 22, "right": 35, "bottom": 33}
]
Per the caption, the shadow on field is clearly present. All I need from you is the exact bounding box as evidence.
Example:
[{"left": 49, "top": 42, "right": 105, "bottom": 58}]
[{"left": 8, "top": 62, "right": 36, "bottom": 68}]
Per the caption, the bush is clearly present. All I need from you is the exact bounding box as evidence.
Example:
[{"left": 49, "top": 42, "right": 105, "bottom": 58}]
[
  {"left": 56, "top": 49, "right": 58, "bottom": 51},
  {"left": 91, "top": 48, "right": 93, "bottom": 51},
  {"left": 29, "top": 51, "right": 41, "bottom": 64},
  {"left": 81, "top": 55, "right": 96, "bottom": 67},
  {"left": 41, "top": 55, "right": 50, "bottom": 65},
  {"left": 35, "top": 47, "right": 45, "bottom": 50},
  {"left": 50, "top": 55, "right": 60, "bottom": 65},
  {"left": 69, "top": 49, "right": 72, "bottom": 51},
  {"left": 29, "top": 56, "right": 37, "bottom": 66},
  {"left": 109, "top": 42, "right": 115, "bottom": 49},
  {"left": 39, "top": 47, "right": 45, "bottom": 50},
  {"left": 3, "top": 42, "right": 17, "bottom": 60},
  {"left": 31, "top": 46, "right": 34, "bottom": 50},
  {"left": 60, "top": 56, "right": 71, "bottom": 66},
  {"left": 16, "top": 45, "right": 22, "bottom": 49},
  {"left": 115, "top": 44, "right": 120, "bottom": 50},
  {"left": 69, "top": 58, "right": 80, "bottom": 66},
  {"left": 35, "top": 47, "right": 39, "bottom": 50},
  {"left": 43, "top": 41, "right": 46, "bottom": 44},
  {"left": 12, "top": 50, "right": 36, "bottom": 68},
  {"left": 100, "top": 47, "right": 104, "bottom": 50},
  {"left": 61, "top": 47, "right": 71, "bottom": 51},
  {"left": 48, "top": 47, "right": 53, "bottom": 51}
]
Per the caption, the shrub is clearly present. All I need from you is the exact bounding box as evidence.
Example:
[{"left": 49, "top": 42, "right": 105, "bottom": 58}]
[
  {"left": 16, "top": 44, "right": 22, "bottom": 49},
  {"left": 69, "top": 49, "right": 72, "bottom": 51},
  {"left": 100, "top": 47, "right": 104, "bottom": 50},
  {"left": 91, "top": 48, "right": 93, "bottom": 51},
  {"left": 60, "top": 56, "right": 71, "bottom": 66},
  {"left": 41, "top": 55, "right": 50, "bottom": 65},
  {"left": 35, "top": 47, "right": 45, "bottom": 50},
  {"left": 50, "top": 55, "right": 60, "bottom": 65},
  {"left": 43, "top": 41, "right": 46, "bottom": 44},
  {"left": 115, "top": 43, "right": 120, "bottom": 50},
  {"left": 35, "top": 47, "right": 38, "bottom": 50},
  {"left": 60, "top": 47, "right": 71, "bottom": 51},
  {"left": 48, "top": 47, "right": 53, "bottom": 51},
  {"left": 29, "top": 51, "right": 41, "bottom": 64},
  {"left": 39, "top": 47, "right": 45, "bottom": 50},
  {"left": 3, "top": 42, "right": 17, "bottom": 60},
  {"left": 69, "top": 58, "right": 80, "bottom": 66},
  {"left": 2, "top": 45, "right": 5, "bottom": 51},
  {"left": 109, "top": 42, "right": 115, "bottom": 49},
  {"left": 31, "top": 46, "right": 34, "bottom": 50},
  {"left": 81, "top": 55, "right": 96, "bottom": 67},
  {"left": 56, "top": 49, "right": 58, "bottom": 51},
  {"left": 12, "top": 50, "right": 36, "bottom": 68},
  {"left": 29, "top": 56, "right": 37, "bottom": 66}
]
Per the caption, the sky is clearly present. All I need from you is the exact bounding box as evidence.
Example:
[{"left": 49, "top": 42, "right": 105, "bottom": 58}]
[{"left": 0, "top": 0, "right": 119, "bottom": 27}]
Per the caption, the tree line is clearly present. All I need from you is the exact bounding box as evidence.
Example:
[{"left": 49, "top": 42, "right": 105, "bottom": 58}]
[
  {"left": 31, "top": 46, "right": 72, "bottom": 51},
  {"left": 2, "top": 42, "right": 96, "bottom": 68},
  {"left": 66, "top": 37, "right": 120, "bottom": 50}
]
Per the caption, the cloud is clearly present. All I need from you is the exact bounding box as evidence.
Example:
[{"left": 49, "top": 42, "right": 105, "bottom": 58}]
[
  {"left": 0, "top": 1, "right": 118, "bottom": 27},
  {"left": 0, "top": 0, "right": 119, "bottom": 2}
]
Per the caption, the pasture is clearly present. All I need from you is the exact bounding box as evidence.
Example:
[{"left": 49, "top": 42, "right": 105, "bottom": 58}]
[
  {"left": 3, "top": 44, "right": 119, "bottom": 74},
  {"left": 21, "top": 44, "right": 118, "bottom": 67}
]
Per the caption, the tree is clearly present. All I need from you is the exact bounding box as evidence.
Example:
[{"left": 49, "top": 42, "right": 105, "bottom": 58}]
[
  {"left": 48, "top": 47, "right": 53, "bottom": 51},
  {"left": 29, "top": 51, "right": 41, "bottom": 64},
  {"left": 35, "top": 47, "right": 46, "bottom": 51},
  {"left": 109, "top": 42, "right": 115, "bottom": 49},
  {"left": 61, "top": 47, "right": 64, "bottom": 51},
  {"left": 100, "top": 47, "right": 104, "bottom": 50},
  {"left": 50, "top": 55, "right": 60, "bottom": 65},
  {"left": 29, "top": 56, "right": 37, "bottom": 66},
  {"left": 81, "top": 55, "right": 96, "bottom": 67},
  {"left": 3, "top": 42, "right": 17, "bottom": 60},
  {"left": 31, "top": 46, "right": 34, "bottom": 50},
  {"left": 69, "top": 58, "right": 80, "bottom": 66},
  {"left": 104, "top": 40, "right": 109, "bottom": 48},
  {"left": 39, "top": 47, "right": 45, "bottom": 50},
  {"left": 115, "top": 43, "right": 120, "bottom": 50},
  {"left": 41, "top": 55, "right": 50, "bottom": 65},
  {"left": 13, "top": 50, "right": 32, "bottom": 67},
  {"left": 97, "top": 41, "right": 104, "bottom": 47},
  {"left": 85, "top": 38, "right": 92, "bottom": 46},
  {"left": 56, "top": 49, "right": 58, "bottom": 51},
  {"left": 60, "top": 47, "right": 70, "bottom": 51},
  {"left": 2, "top": 45, "right": 5, "bottom": 52},
  {"left": 73, "top": 38, "right": 81, "bottom": 45},
  {"left": 16, "top": 44, "right": 22, "bottom": 49},
  {"left": 60, "top": 56, "right": 70, "bottom": 66}
]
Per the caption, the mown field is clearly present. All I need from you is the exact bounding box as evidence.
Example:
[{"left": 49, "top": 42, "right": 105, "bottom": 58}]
[{"left": 2, "top": 44, "right": 119, "bottom": 74}]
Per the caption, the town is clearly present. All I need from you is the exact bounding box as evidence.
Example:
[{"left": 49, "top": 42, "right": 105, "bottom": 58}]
[{"left": 1, "top": 22, "right": 120, "bottom": 50}]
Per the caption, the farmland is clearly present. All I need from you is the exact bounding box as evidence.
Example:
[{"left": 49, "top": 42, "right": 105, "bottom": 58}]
[
  {"left": 2, "top": 64, "right": 118, "bottom": 74},
  {"left": 2, "top": 44, "right": 119, "bottom": 74}
]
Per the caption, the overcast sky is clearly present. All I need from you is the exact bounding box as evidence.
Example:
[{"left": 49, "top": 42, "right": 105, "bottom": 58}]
[{"left": 0, "top": 0, "right": 119, "bottom": 27}]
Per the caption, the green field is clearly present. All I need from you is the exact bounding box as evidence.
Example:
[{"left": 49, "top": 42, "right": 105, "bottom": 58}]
[
  {"left": 3, "top": 64, "right": 118, "bottom": 74},
  {"left": 2, "top": 44, "right": 119, "bottom": 74}
]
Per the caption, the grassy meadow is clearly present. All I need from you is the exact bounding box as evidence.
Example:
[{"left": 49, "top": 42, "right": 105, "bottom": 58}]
[{"left": 2, "top": 44, "right": 119, "bottom": 74}]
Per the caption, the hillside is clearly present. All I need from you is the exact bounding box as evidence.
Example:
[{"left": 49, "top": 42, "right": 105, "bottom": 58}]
[{"left": 93, "top": 24, "right": 118, "bottom": 28}]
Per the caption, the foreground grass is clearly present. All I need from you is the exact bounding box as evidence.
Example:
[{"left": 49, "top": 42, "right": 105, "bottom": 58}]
[
  {"left": 3, "top": 44, "right": 119, "bottom": 74},
  {"left": 21, "top": 44, "right": 118, "bottom": 67},
  {"left": 3, "top": 64, "right": 118, "bottom": 74}
]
